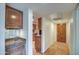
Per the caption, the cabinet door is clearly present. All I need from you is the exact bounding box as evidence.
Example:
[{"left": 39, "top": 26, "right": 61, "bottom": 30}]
[
  {"left": 35, "top": 36, "right": 41, "bottom": 52},
  {"left": 38, "top": 18, "right": 42, "bottom": 30},
  {"left": 57, "top": 23, "right": 66, "bottom": 43},
  {"left": 5, "top": 5, "right": 23, "bottom": 29}
]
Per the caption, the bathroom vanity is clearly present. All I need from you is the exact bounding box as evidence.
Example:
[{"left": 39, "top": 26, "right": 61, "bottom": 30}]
[
  {"left": 5, "top": 37, "right": 26, "bottom": 55},
  {"left": 5, "top": 5, "right": 26, "bottom": 55}
]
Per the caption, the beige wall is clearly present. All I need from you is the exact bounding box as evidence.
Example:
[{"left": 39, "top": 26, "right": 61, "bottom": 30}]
[{"left": 41, "top": 17, "right": 56, "bottom": 53}]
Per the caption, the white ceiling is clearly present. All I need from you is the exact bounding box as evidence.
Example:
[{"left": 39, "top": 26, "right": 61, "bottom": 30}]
[
  {"left": 8, "top": 3, "right": 77, "bottom": 17},
  {"left": 24, "top": 3, "right": 77, "bottom": 17}
]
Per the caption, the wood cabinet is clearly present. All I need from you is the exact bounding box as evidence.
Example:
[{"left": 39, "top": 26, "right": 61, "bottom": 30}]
[
  {"left": 35, "top": 36, "right": 41, "bottom": 52},
  {"left": 5, "top": 5, "right": 23, "bottom": 29},
  {"left": 33, "top": 17, "right": 42, "bottom": 53},
  {"left": 38, "top": 17, "right": 42, "bottom": 30}
]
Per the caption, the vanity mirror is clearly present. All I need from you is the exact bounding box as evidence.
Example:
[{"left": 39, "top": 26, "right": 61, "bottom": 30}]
[{"left": 5, "top": 5, "right": 23, "bottom": 29}]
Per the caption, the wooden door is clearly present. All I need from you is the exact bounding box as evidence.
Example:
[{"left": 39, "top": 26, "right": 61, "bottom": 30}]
[{"left": 57, "top": 23, "right": 66, "bottom": 43}]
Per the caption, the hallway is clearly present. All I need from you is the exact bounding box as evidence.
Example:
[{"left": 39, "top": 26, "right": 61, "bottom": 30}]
[
  {"left": 0, "top": 3, "right": 79, "bottom": 55},
  {"left": 30, "top": 4, "right": 76, "bottom": 55}
]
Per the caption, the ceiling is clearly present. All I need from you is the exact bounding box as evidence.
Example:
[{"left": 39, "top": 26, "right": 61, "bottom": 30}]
[
  {"left": 8, "top": 3, "right": 77, "bottom": 17},
  {"left": 24, "top": 3, "right": 77, "bottom": 17}
]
